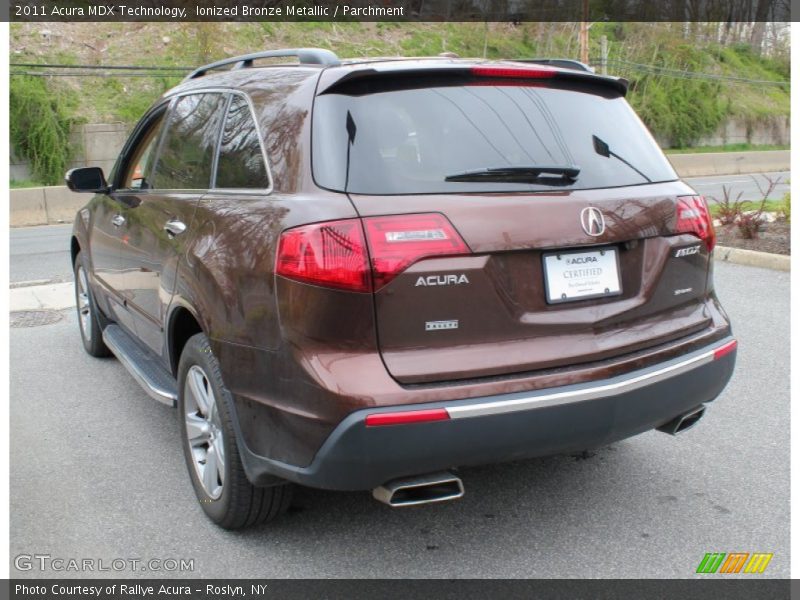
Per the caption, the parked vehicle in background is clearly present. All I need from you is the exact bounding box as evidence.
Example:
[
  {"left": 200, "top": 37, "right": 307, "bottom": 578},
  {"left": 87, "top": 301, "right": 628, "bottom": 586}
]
[{"left": 67, "top": 49, "right": 736, "bottom": 529}]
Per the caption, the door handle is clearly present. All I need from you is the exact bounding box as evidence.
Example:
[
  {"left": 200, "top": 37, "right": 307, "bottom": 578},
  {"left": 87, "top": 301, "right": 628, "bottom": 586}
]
[
  {"left": 164, "top": 219, "right": 187, "bottom": 237},
  {"left": 111, "top": 214, "right": 126, "bottom": 228}
]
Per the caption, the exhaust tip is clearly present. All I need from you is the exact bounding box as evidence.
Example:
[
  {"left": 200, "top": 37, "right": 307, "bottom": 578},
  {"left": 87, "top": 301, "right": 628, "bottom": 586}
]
[
  {"left": 373, "top": 472, "right": 464, "bottom": 507},
  {"left": 657, "top": 405, "right": 706, "bottom": 435}
]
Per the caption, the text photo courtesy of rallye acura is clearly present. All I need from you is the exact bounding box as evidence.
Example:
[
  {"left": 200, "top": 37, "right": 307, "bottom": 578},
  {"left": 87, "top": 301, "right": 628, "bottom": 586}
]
[{"left": 65, "top": 48, "right": 737, "bottom": 529}]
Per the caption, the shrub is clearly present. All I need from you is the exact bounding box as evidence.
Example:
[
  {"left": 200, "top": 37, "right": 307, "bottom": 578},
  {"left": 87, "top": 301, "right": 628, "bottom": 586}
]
[
  {"left": 737, "top": 175, "right": 780, "bottom": 239},
  {"left": 782, "top": 191, "right": 791, "bottom": 223},
  {"left": 713, "top": 185, "right": 745, "bottom": 226},
  {"left": 10, "top": 76, "right": 75, "bottom": 185}
]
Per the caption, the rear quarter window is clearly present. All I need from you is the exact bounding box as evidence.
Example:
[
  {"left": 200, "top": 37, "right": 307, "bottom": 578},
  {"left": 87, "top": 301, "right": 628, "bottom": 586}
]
[{"left": 215, "top": 95, "right": 271, "bottom": 190}]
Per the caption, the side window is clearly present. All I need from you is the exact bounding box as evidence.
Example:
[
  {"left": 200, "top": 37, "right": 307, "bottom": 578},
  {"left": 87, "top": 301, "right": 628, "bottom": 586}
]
[
  {"left": 215, "top": 95, "right": 271, "bottom": 189},
  {"left": 121, "top": 111, "right": 165, "bottom": 190},
  {"left": 151, "top": 93, "right": 227, "bottom": 190}
]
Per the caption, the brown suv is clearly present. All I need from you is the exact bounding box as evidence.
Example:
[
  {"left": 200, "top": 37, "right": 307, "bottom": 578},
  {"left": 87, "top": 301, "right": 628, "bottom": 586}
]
[{"left": 67, "top": 48, "right": 736, "bottom": 529}]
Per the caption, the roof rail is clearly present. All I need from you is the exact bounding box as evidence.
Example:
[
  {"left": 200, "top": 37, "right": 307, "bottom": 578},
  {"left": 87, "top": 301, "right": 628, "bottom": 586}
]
[
  {"left": 513, "top": 58, "right": 595, "bottom": 73},
  {"left": 184, "top": 48, "right": 340, "bottom": 81}
]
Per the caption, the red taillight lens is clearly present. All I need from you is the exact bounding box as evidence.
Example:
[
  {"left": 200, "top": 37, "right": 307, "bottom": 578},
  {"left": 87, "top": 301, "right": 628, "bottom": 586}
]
[
  {"left": 276, "top": 219, "right": 371, "bottom": 292},
  {"left": 363, "top": 213, "right": 471, "bottom": 290},
  {"left": 471, "top": 65, "right": 557, "bottom": 79},
  {"left": 713, "top": 339, "right": 737, "bottom": 360},
  {"left": 675, "top": 195, "right": 716, "bottom": 252},
  {"left": 365, "top": 408, "right": 450, "bottom": 427}
]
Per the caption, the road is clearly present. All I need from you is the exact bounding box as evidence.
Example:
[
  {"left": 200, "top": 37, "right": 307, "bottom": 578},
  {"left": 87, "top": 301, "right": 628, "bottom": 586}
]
[
  {"left": 10, "top": 224, "right": 74, "bottom": 285},
  {"left": 8, "top": 171, "right": 789, "bottom": 285},
  {"left": 684, "top": 171, "right": 790, "bottom": 203},
  {"left": 9, "top": 261, "right": 789, "bottom": 578}
]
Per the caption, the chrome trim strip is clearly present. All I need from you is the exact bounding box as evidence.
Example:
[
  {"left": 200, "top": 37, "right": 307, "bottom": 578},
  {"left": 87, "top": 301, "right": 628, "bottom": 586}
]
[
  {"left": 102, "top": 329, "right": 177, "bottom": 407},
  {"left": 446, "top": 345, "right": 723, "bottom": 419}
]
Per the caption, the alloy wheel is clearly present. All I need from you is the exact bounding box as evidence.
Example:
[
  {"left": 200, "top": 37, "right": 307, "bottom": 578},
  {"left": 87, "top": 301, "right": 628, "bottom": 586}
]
[
  {"left": 76, "top": 265, "right": 91, "bottom": 341},
  {"left": 184, "top": 365, "right": 226, "bottom": 499}
]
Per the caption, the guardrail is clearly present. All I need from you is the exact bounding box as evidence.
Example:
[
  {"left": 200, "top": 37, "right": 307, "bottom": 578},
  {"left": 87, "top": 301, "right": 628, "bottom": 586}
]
[
  {"left": 10, "top": 186, "right": 93, "bottom": 227},
  {"left": 9, "top": 150, "right": 790, "bottom": 227}
]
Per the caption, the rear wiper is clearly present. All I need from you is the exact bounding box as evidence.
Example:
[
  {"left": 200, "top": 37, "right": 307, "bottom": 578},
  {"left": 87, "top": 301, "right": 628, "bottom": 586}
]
[
  {"left": 592, "top": 135, "right": 652, "bottom": 183},
  {"left": 444, "top": 165, "right": 580, "bottom": 184}
]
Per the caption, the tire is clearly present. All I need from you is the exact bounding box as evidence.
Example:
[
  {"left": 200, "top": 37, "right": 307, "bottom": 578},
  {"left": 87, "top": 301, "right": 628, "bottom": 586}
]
[
  {"left": 177, "top": 332, "right": 292, "bottom": 529},
  {"left": 73, "top": 251, "right": 111, "bottom": 358}
]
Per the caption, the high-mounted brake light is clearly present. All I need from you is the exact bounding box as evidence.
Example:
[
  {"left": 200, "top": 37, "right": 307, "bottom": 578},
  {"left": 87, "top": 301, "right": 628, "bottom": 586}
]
[
  {"left": 365, "top": 408, "right": 450, "bottom": 427},
  {"left": 276, "top": 219, "right": 371, "bottom": 292},
  {"left": 713, "top": 339, "right": 737, "bottom": 360},
  {"left": 363, "top": 213, "right": 471, "bottom": 290},
  {"left": 471, "top": 65, "right": 557, "bottom": 79},
  {"left": 675, "top": 195, "right": 716, "bottom": 252}
]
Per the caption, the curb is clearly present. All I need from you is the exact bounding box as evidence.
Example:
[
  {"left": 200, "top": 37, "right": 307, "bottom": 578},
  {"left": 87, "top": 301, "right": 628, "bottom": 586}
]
[{"left": 714, "top": 245, "right": 790, "bottom": 271}]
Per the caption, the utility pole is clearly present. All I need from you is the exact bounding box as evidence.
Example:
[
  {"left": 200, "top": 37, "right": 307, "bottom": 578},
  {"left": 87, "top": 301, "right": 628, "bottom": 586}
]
[
  {"left": 600, "top": 34, "right": 608, "bottom": 74},
  {"left": 579, "top": 0, "right": 590, "bottom": 65}
]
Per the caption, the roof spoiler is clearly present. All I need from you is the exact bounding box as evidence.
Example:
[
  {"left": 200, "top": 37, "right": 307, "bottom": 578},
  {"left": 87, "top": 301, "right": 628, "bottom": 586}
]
[
  {"left": 514, "top": 58, "right": 595, "bottom": 73},
  {"left": 320, "top": 64, "right": 628, "bottom": 96}
]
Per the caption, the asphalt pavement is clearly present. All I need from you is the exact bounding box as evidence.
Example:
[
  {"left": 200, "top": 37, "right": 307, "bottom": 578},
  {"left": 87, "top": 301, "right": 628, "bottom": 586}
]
[
  {"left": 9, "top": 261, "right": 789, "bottom": 578},
  {"left": 684, "top": 170, "right": 789, "bottom": 203},
  {"left": 10, "top": 224, "right": 73, "bottom": 285},
  {"left": 8, "top": 170, "right": 789, "bottom": 285}
]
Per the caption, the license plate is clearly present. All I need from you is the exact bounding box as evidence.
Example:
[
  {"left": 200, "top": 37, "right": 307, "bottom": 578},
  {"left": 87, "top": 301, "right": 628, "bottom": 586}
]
[{"left": 543, "top": 247, "right": 622, "bottom": 304}]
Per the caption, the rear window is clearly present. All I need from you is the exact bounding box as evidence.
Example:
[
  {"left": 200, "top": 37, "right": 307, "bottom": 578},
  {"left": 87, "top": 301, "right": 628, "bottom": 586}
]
[{"left": 312, "top": 82, "right": 677, "bottom": 195}]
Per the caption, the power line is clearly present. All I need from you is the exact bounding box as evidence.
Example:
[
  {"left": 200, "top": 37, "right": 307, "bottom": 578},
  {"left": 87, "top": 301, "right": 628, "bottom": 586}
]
[
  {"left": 593, "top": 58, "right": 789, "bottom": 87},
  {"left": 9, "top": 62, "right": 190, "bottom": 78},
  {"left": 10, "top": 62, "right": 192, "bottom": 71},
  {"left": 11, "top": 71, "right": 183, "bottom": 78}
]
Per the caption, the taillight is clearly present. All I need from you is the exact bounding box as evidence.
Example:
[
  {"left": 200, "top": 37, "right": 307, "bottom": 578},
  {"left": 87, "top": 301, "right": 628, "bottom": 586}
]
[
  {"left": 276, "top": 219, "right": 371, "bottom": 292},
  {"left": 363, "top": 213, "right": 471, "bottom": 290},
  {"left": 675, "top": 195, "right": 716, "bottom": 252},
  {"left": 471, "top": 65, "right": 557, "bottom": 79}
]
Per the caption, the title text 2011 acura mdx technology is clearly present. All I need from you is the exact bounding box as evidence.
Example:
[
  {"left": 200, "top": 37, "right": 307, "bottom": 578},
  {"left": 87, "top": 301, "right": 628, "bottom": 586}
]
[{"left": 67, "top": 48, "right": 736, "bottom": 529}]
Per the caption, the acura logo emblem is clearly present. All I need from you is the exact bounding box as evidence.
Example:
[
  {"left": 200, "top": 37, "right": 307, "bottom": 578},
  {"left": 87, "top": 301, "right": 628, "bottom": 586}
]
[{"left": 580, "top": 207, "right": 606, "bottom": 237}]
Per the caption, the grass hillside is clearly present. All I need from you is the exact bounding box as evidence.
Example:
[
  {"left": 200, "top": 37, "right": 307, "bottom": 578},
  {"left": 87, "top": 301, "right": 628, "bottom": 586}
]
[{"left": 10, "top": 22, "right": 790, "bottom": 184}]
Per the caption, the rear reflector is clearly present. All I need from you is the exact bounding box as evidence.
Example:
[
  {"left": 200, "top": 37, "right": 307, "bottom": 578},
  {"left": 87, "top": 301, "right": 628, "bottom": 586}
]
[
  {"left": 365, "top": 408, "right": 450, "bottom": 427},
  {"left": 675, "top": 195, "right": 716, "bottom": 252},
  {"left": 713, "top": 340, "right": 738, "bottom": 360},
  {"left": 276, "top": 219, "right": 371, "bottom": 292},
  {"left": 363, "top": 213, "right": 471, "bottom": 290},
  {"left": 471, "top": 65, "right": 557, "bottom": 79}
]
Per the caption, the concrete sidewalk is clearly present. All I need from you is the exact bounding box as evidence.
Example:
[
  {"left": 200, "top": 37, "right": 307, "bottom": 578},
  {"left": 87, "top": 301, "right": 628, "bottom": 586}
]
[{"left": 10, "top": 282, "right": 76, "bottom": 312}]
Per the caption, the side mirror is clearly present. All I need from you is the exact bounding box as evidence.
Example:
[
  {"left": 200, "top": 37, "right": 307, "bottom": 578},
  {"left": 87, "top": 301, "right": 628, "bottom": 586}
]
[{"left": 65, "top": 167, "right": 109, "bottom": 194}]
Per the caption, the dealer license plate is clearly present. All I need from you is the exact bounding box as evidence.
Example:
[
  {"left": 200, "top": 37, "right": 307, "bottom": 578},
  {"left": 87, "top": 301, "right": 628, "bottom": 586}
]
[{"left": 543, "top": 247, "right": 622, "bottom": 304}]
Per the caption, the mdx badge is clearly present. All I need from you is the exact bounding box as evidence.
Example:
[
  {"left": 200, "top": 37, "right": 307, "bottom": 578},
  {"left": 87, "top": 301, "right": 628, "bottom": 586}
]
[
  {"left": 580, "top": 207, "right": 606, "bottom": 237},
  {"left": 675, "top": 245, "right": 701, "bottom": 257},
  {"left": 415, "top": 274, "right": 470, "bottom": 287}
]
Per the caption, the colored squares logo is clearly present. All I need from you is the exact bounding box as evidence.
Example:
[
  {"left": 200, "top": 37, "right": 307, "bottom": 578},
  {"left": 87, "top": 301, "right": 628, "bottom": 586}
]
[{"left": 697, "top": 552, "right": 773, "bottom": 574}]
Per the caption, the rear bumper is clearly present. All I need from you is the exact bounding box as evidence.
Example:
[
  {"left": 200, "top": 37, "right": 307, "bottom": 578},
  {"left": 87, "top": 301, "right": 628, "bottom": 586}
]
[{"left": 238, "top": 338, "right": 737, "bottom": 491}]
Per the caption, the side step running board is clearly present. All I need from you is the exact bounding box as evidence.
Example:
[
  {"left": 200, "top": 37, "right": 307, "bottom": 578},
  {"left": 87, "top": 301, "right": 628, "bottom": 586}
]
[{"left": 102, "top": 324, "right": 178, "bottom": 407}]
